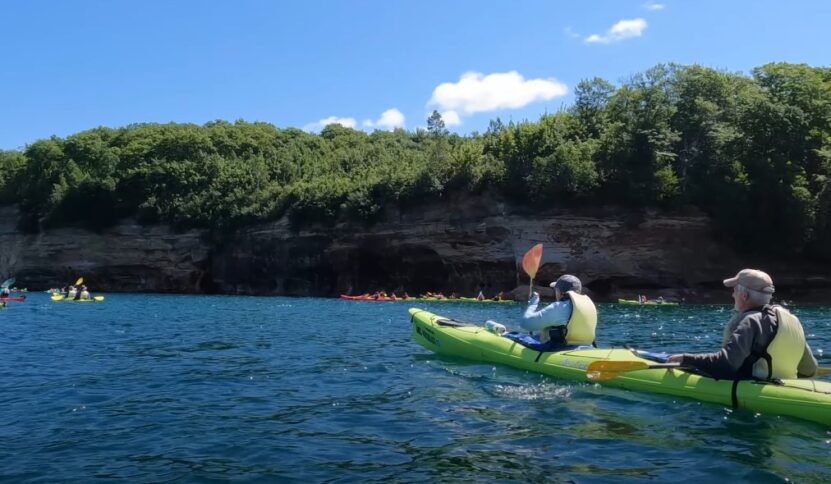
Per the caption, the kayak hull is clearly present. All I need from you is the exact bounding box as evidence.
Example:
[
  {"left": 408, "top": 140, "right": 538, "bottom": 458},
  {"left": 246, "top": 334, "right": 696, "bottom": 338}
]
[
  {"left": 408, "top": 308, "right": 831, "bottom": 427},
  {"left": 51, "top": 295, "right": 105, "bottom": 302},
  {"left": 0, "top": 296, "right": 26, "bottom": 302}
]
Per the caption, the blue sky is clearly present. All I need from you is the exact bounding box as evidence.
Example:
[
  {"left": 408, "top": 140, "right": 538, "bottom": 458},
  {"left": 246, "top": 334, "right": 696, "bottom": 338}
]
[{"left": 1, "top": 0, "right": 829, "bottom": 149}]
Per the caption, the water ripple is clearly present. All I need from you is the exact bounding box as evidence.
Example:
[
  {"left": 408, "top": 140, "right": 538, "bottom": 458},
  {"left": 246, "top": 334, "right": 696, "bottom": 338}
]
[{"left": 0, "top": 295, "right": 829, "bottom": 481}]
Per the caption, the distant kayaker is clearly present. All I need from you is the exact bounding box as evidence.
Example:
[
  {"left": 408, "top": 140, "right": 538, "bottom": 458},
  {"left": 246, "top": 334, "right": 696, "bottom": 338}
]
[
  {"left": 667, "top": 269, "right": 817, "bottom": 380},
  {"left": 0, "top": 287, "right": 9, "bottom": 298},
  {"left": 78, "top": 285, "right": 91, "bottom": 300},
  {"left": 66, "top": 286, "right": 77, "bottom": 299},
  {"left": 521, "top": 274, "right": 598, "bottom": 348}
]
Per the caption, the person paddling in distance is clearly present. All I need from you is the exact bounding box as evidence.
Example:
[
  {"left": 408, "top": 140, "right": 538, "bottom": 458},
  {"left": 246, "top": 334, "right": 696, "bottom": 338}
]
[
  {"left": 521, "top": 274, "right": 598, "bottom": 349},
  {"left": 77, "top": 285, "right": 91, "bottom": 301},
  {"left": 667, "top": 269, "right": 817, "bottom": 380}
]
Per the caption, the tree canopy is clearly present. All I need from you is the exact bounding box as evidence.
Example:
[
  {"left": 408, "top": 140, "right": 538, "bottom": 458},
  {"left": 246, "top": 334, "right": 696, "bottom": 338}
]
[{"left": 2, "top": 62, "right": 830, "bottom": 259}]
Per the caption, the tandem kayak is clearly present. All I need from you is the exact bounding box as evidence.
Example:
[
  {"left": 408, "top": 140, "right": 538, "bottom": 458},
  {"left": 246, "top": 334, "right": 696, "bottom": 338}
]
[
  {"left": 0, "top": 296, "right": 26, "bottom": 302},
  {"left": 50, "top": 294, "right": 105, "bottom": 302},
  {"left": 618, "top": 299, "right": 679, "bottom": 306},
  {"left": 408, "top": 308, "right": 831, "bottom": 427}
]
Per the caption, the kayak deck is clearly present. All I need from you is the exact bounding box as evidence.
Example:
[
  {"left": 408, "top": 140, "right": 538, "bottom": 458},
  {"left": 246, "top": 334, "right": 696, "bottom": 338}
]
[{"left": 408, "top": 307, "right": 831, "bottom": 427}]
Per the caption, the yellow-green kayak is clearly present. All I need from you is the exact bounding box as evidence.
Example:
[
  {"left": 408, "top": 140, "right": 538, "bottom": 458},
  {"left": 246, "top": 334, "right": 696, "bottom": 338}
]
[
  {"left": 51, "top": 294, "right": 105, "bottom": 302},
  {"left": 409, "top": 308, "right": 831, "bottom": 427}
]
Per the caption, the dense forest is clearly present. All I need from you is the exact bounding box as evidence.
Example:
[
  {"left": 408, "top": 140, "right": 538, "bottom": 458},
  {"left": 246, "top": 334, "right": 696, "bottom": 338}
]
[{"left": 1, "top": 62, "right": 830, "bottom": 259}]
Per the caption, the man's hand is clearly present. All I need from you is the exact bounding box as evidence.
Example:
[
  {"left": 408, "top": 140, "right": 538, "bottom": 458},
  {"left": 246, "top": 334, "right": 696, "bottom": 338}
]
[{"left": 528, "top": 292, "right": 540, "bottom": 305}]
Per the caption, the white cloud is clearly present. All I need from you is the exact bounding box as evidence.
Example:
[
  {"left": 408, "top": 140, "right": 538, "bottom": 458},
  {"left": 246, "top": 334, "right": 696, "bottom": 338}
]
[
  {"left": 303, "top": 116, "right": 356, "bottom": 132},
  {"left": 428, "top": 71, "right": 568, "bottom": 115},
  {"left": 441, "top": 110, "right": 461, "bottom": 127},
  {"left": 585, "top": 18, "right": 648, "bottom": 44},
  {"left": 643, "top": 2, "right": 665, "bottom": 10},
  {"left": 364, "top": 108, "right": 405, "bottom": 130},
  {"left": 564, "top": 26, "right": 581, "bottom": 39}
]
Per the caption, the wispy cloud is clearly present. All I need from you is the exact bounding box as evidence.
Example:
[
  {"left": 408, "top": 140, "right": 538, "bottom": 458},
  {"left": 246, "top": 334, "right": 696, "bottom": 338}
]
[
  {"left": 303, "top": 116, "right": 356, "bottom": 132},
  {"left": 585, "top": 18, "right": 648, "bottom": 44},
  {"left": 428, "top": 71, "right": 567, "bottom": 117},
  {"left": 643, "top": 2, "right": 665, "bottom": 11},
  {"left": 362, "top": 108, "right": 405, "bottom": 130},
  {"left": 564, "top": 26, "right": 581, "bottom": 39}
]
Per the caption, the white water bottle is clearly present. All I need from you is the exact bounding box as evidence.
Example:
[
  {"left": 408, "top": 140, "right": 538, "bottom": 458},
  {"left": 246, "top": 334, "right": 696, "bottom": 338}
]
[{"left": 484, "top": 320, "right": 506, "bottom": 335}]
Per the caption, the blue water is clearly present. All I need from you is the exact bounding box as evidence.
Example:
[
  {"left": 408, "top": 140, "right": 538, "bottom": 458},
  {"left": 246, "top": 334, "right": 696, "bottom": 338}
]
[{"left": 2, "top": 294, "right": 829, "bottom": 482}]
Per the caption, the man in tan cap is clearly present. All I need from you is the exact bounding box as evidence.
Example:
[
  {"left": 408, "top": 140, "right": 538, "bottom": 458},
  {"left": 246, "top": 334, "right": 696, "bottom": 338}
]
[{"left": 668, "top": 269, "right": 817, "bottom": 380}]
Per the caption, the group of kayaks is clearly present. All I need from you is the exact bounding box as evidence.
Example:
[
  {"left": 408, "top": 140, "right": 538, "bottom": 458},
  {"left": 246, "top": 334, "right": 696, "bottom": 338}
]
[
  {"left": 617, "top": 298, "right": 679, "bottom": 306},
  {"left": 408, "top": 307, "right": 831, "bottom": 427},
  {"left": 340, "top": 294, "right": 515, "bottom": 304},
  {"left": 342, "top": 295, "right": 676, "bottom": 305},
  {"left": 0, "top": 294, "right": 105, "bottom": 306},
  {"left": 0, "top": 276, "right": 106, "bottom": 307}
]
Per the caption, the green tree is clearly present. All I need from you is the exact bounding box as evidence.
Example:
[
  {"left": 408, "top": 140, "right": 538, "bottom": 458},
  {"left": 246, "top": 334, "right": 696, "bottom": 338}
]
[{"left": 426, "top": 110, "right": 447, "bottom": 137}]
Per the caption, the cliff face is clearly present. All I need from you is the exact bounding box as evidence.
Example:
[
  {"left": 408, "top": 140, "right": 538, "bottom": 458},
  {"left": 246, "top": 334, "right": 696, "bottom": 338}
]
[{"left": 2, "top": 195, "right": 829, "bottom": 302}]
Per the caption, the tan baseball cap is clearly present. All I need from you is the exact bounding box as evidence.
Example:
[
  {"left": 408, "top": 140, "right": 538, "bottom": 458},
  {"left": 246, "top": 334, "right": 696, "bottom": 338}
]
[{"left": 723, "top": 269, "right": 775, "bottom": 293}]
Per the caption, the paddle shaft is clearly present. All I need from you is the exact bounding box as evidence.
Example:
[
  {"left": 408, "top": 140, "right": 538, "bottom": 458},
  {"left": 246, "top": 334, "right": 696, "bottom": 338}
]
[{"left": 588, "top": 360, "right": 831, "bottom": 380}]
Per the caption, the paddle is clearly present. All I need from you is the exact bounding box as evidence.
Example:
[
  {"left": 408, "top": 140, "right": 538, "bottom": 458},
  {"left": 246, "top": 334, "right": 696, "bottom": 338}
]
[
  {"left": 586, "top": 360, "right": 831, "bottom": 381},
  {"left": 586, "top": 360, "right": 683, "bottom": 381},
  {"left": 75, "top": 277, "right": 84, "bottom": 286},
  {"left": 1, "top": 277, "right": 15, "bottom": 289},
  {"left": 521, "top": 244, "right": 543, "bottom": 299}
]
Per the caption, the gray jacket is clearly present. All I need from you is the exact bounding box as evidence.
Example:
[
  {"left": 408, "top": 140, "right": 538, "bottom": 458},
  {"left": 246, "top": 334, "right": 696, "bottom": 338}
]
[{"left": 680, "top": 305, "right": 818, "bottom": 380}]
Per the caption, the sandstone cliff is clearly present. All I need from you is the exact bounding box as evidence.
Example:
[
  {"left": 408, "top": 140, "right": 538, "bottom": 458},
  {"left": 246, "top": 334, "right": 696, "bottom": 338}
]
[{"left": 2, "top": 194, "right": 829, "bottom": 302}]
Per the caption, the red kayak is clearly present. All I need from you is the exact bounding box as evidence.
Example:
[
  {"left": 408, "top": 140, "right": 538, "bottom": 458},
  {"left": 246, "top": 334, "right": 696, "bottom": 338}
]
[
  {"left": 0, "top": 296, "right": 26, "bottom": 302},
  {"left": 340, "top": 294, "right": 400, "bottom": 302}
]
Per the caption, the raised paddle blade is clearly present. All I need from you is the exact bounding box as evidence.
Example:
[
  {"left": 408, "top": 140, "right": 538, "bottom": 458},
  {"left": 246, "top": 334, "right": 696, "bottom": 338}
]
[
  {"left": 522, "top": 244, "right": 544, "bottom": 298},
  {"left": 521, "top": 244, "right": 543, "bottom": 279},
  {"left": 75, "top": 277, "right": 84, "bottom": 286},
  {"left": 586, "top": 361, "right": 682, "bottom": 381},
  {"left": 1, "top": 277, "right": 15, "bottom": 288}
]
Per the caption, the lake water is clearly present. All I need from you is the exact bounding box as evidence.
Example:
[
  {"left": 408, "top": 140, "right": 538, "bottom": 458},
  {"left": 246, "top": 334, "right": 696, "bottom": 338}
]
[{"left": 2, "top": 294, "right": 829, "bottom": 481}]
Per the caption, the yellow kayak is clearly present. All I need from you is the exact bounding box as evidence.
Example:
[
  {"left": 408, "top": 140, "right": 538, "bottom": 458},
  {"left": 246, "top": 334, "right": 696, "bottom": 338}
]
[{"left": 51, "top": 294, "right": 105, "bottom": 302}]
